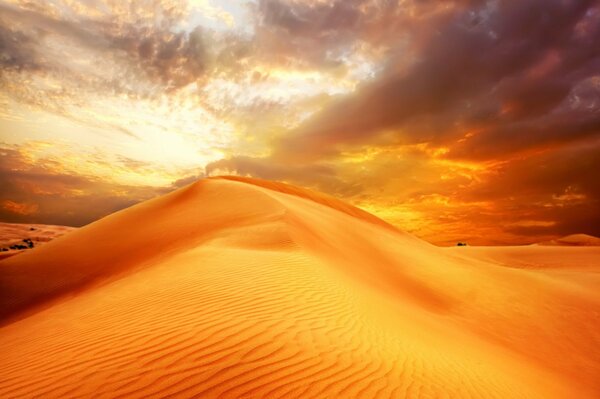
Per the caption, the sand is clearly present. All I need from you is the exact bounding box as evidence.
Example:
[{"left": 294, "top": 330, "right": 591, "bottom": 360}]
[
  {"left": 536, "top": 233, "right": 600, "bottom": 247},
  {"left": 0, "top": 176, "right": 598, "bottom": 398},
  {"left": 0, "top": 222, "right": 76, "bottom": 261}
]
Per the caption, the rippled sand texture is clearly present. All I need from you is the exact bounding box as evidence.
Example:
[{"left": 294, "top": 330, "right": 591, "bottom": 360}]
[{"left": 1, "top": 177, "right": 599, "bottom": 398}]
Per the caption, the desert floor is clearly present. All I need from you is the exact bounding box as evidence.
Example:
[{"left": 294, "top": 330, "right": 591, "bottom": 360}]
[
  {"left": 0, "top": 222, "right": 76, "bottom": 261},
  {"left": 0, "top": 177, "right": 598, "bottom": 398}
]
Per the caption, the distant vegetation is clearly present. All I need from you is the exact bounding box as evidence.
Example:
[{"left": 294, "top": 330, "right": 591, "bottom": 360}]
[{"left": 1, "top": 238, "right": 35, "bottom": 252}]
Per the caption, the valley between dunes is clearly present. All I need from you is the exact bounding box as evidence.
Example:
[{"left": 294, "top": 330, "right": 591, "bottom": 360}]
[{"left": 0, "top": 176, "right": 599, "bottom": 398}]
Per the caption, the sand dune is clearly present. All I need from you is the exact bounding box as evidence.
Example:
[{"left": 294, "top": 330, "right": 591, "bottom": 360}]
[
  {"left": 0, "top": 222, "right": 75, "bottom": 261},
  {"left": 1, "top": 177, "right": 599, "bottom": 398},
  {"left": 537, "top": 233, "right": 600, "bottom": 247}
]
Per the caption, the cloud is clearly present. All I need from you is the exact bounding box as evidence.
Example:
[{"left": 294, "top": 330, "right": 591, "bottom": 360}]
[
  {"left": 252, "top": 0, "right": 443, "bottom": 69},
  {"left": 196, "top": 0, "right": 597, "bottom": 245},
  {"left": 0, "top": 22, "right": 42, "bottom": 72},
  {"left": 0, "top": 145, "right": 173, "bottom": 226},
  {"left": 271, "top": 0, "right": 599, "bottom": 161},
  {"left": 0, "top": 2, "right": 207, "bottom": 90},
  {"left": 205, "top": 155, "right": 363, "bottom": 196},
  {"left": 204, "top": 134, "right": 600, "bottom": 245},
  {"left": 1, "top": 0, "right": 599, "bottom": 245},
  {"left": 457, "top": 138, "right": 600, "bottom": 220},
  {"left": 2, "top": 200, "right": 38, "bottom": 216}
]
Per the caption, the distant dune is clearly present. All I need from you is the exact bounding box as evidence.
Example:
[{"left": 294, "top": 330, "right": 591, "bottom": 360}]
[
  {"left": 537, "top": 233, "right": 600, "bottom": 247},
  {"left": 1, "top": 177, "right": 599, "bottom": 398},
  {"left": 0, "top": 222, "right": 76, "bottom": 260}
]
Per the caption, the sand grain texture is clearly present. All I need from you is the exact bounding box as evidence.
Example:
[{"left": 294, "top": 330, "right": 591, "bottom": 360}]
[{"left": 1, "top": 177, "right": 599, "bottom": 398}]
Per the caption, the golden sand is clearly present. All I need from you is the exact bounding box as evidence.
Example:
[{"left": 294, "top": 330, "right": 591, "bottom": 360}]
[{"left": 1, "top": 177, "right": 598, "bottom": 398}]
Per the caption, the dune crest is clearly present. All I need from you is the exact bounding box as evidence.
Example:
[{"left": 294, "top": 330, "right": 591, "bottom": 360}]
[
  {"left": 537, "top": 233, "right": 600, "bottom": 246},
  {"left": 1, "top": 177, "right": 599, "bottom": 398},
  {"left": 216, "top": 176, "right": 400, "bottom": 232}
]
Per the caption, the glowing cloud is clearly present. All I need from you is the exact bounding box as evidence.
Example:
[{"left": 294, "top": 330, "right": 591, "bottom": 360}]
[{"left": 1, "top": 0, "right": 599, "bottom": 244}]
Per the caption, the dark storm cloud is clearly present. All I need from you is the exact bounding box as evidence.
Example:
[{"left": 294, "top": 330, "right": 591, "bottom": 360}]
[
  {"left": 460, "top": 140, "right": 600, "bottom": 204},
  {"left": 251, "top": 0, "right": 412, "bottom": 70},
  {"left": 457, "top": 139, "right": 600, "bottom": 239},
  {"left": 220, "top": 0, "right": 600, "bottom": 243},
  {"left": 256, "top": 0, "right": 368, "bottom": 47},
  {"left": 449, "top": 109, "right": 600, "bottom": 160},
  {"left": 272, "top": 0, "right": 599, "bottom": 160}
]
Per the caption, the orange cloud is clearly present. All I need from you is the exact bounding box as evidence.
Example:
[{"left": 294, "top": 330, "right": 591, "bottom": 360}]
[
  {"left": 0, "top": 146, "right": 173, "bottom": 226},
  {"left": 1, "top": 0, "right": 599, "bottom": 246},
  {"left": 2, "top": 200, "right": 38, "bottom": 216}
]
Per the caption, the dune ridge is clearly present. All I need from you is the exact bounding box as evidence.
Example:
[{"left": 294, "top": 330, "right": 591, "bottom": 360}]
[
  {"left": 537, "top": 233, "right": 600, "bottom": 247},
  {"left": 216, "top": 176, "right": 401, "bottom": 233},
  {"left": 1, "top": 177, "right": 599, "bottom": 398}
]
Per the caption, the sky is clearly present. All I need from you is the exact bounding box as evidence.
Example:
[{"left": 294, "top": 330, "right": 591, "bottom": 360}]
[{"left": 0, "top": 0, "right": 599, "bottom": 245}]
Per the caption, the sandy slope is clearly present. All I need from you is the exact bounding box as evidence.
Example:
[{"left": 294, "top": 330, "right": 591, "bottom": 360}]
[
  {"left": 537, "top": 233, "right": 600, "bottom": 246},
  {"left": 0, "top": 222, "right": 75, "bottom": 260},
  {"left": 0, "top": 177, "right": 598, "bottom": 398}
]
